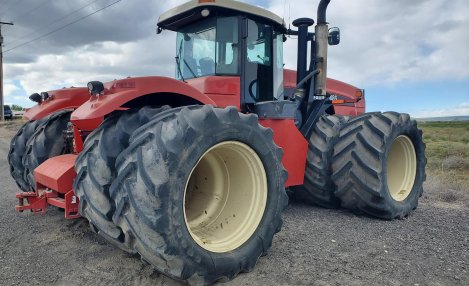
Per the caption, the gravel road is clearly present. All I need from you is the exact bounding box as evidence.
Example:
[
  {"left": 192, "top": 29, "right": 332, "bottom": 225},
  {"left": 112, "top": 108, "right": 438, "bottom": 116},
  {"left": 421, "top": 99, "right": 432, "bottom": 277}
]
[{"left": 0, "top": 121, "right": 468, "bottom": 286}]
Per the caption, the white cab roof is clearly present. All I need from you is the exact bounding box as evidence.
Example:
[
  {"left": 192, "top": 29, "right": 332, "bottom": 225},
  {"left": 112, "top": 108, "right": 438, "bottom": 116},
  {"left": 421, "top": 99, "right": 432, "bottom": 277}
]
[{"left": 158, "top": 0, "right": 285, "bottom": 29}]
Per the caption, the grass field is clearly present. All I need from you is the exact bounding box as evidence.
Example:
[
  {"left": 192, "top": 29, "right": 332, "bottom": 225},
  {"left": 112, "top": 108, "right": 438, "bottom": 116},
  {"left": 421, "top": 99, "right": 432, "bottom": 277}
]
[{"left": 419, "top": 121, "right": 469, "bottom": 194}]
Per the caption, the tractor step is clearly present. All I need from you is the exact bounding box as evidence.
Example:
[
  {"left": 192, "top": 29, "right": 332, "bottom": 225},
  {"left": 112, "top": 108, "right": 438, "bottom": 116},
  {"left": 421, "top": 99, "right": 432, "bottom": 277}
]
[{"left": 15, "top": 154, "right": 80, "bottom": 219}]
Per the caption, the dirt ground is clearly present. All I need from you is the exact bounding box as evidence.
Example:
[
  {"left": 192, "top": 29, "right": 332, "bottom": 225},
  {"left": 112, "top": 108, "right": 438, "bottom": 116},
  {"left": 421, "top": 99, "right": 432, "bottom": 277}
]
[{"left": 0, "top": 120, "right": 468, "bottom": 286}]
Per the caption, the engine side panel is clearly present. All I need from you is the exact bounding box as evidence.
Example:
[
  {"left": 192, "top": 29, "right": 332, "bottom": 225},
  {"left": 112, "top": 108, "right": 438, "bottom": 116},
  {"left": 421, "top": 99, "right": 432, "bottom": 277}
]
[{"left": 259, "top": 118, "right": 308, "bottom": 187}]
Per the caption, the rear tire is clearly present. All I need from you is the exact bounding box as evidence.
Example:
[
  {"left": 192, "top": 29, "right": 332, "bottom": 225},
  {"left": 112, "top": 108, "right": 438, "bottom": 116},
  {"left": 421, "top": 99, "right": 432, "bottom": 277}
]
[
  {"left": 332, "top": 112, "right": 426, "bottom": 219},
  {"left": 8, "top": 120, "right": 44, "bottom": 192},
  {"left": 73, "top": 106, "right": 168, "bottom": 252},
  {"left": 22, "top": 110, "right": 72, "bottom": 192},
  {"left": 292, "top": 115, "right": 349, "bottom": 208},
  {"left": 110, "top": 105, "right": 288, "bottom": 285}
]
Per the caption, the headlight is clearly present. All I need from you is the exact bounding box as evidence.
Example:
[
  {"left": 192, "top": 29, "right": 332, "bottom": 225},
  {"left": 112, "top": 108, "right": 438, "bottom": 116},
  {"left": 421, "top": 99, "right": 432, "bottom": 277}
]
[{"left": 87, "top": 81, "right": 105, "bottom": 96}]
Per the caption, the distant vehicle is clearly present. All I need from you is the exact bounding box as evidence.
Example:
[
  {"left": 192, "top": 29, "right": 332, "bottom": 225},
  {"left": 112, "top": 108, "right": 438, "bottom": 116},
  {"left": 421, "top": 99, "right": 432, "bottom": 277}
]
[
  {"left": 13, "top": 110, "right": 25, "bottom": 117},
  {"left": 3, "top": 105, "right": 13, "bottom": 120}
]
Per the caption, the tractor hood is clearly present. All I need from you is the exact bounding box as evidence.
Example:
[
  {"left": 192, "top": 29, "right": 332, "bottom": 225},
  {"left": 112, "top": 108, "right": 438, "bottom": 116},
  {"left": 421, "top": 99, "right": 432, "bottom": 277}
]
[
  {"left": 283, "top": 69, "right": 363, "bottom": 101},
  {"left": 283, "top": 69, "right": 365, "bottom": 116}
]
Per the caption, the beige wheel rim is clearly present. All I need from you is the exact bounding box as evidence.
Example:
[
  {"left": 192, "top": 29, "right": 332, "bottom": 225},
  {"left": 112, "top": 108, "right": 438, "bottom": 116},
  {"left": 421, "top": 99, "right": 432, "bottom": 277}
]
[
  {"left": 386, "top": 135, "right": 417, "bottom": 201},
  {"left": 183, "top": 141, "right": 268, "bottom": 253}
]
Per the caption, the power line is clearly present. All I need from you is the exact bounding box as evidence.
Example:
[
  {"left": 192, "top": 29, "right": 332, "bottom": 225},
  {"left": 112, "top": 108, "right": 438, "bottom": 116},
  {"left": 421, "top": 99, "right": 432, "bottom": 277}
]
[
  {"left": 3, "top": 0, "right": 122, "bottom": 54},
  {"left": 6, "top": 0, "right": 102, "bottom": 47}
]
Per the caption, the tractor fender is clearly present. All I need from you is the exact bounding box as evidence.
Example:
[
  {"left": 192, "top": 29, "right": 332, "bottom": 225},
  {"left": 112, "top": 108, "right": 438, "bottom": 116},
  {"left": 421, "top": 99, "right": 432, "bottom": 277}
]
[
  {"left": 71, "top": 76, "right": 217, "bottom": 130},
  {"left": 24, "top": 87, "right": 89, "bottom": 121}
]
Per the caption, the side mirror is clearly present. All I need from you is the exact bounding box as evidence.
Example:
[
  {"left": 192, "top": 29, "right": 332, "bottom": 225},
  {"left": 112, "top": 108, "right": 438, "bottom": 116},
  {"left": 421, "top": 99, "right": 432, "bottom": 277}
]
[{"left": 328, "top": 27, "right": 340, "bottom": 45}]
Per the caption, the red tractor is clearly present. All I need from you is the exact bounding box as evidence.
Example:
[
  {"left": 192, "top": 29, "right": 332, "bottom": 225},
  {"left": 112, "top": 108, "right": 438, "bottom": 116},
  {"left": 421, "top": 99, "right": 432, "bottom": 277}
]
[{"left": 9, "top": 0, "right": 425, "bottom": 284}]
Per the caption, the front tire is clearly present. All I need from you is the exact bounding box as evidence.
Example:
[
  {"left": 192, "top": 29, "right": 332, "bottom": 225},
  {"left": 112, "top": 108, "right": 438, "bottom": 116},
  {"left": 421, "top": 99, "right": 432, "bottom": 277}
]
[
  {"left": 332, "top": 112, "right": 426, "bottom": 219},
  {"left": 74, "top": 106, "right": 168, "bottom": 252},
  {"left": 8, "top": 120, "right": 45, "bottom": 192},
  {"left": 110, "top": 106, "right": 288, "bottom": 285}
]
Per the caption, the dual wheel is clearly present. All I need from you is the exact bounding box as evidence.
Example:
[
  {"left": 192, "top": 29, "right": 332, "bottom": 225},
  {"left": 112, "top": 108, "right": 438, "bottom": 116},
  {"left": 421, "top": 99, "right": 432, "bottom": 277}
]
[
  {"left": 8, "top": 110, "right": 72, "bottom": 192},
  {"left": 8, "top": 107, "right": 426, "bottom": 284},
  {"left": 295, "top": 112, "right": 426, "bottom": 219},
  {"left": 74, "top": 105, "right": 288, "bottom": 285}
]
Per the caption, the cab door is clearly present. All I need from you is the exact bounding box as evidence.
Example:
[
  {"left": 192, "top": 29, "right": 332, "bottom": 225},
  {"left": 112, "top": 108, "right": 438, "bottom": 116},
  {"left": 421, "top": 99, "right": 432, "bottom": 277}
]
[{"left": 241, "top": 18, "right": 275, "bottom": 110}]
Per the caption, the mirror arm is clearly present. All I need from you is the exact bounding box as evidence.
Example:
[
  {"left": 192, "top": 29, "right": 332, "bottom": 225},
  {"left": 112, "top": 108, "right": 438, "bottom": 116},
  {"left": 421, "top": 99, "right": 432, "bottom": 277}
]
[{"left": 287, "top": 28, "right": 314, "bottom": 40}]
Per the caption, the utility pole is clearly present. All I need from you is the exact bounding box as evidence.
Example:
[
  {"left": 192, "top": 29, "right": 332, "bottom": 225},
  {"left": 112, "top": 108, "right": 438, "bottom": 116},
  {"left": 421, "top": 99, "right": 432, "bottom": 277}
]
[{"left": 0, "top": 21, "right": 14, "bottom": 121}]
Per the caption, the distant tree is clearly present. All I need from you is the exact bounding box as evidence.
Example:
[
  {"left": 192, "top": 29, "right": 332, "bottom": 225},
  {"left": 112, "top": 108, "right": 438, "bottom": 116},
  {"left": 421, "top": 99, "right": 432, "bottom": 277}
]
[{"left": 11, "top": 104, "right": 24, "bottom": 111}]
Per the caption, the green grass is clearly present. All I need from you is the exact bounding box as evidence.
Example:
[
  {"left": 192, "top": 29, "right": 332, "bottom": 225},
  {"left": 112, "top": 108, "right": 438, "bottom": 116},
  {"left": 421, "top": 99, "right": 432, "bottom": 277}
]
[{"left": 419, "top": 121, "right": 469, "bottom": 193}]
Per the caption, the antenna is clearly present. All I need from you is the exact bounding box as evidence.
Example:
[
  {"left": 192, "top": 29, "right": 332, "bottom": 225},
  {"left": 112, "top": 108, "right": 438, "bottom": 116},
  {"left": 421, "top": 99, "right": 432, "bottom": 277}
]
[{"left": 282, "top": 0, "right": 286, "bottom": 22}]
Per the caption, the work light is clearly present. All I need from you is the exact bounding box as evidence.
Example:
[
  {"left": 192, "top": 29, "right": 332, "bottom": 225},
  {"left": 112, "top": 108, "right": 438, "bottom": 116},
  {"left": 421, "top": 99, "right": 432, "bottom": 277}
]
[
  {"left": 87, "top": 81, "right": 105, "bottom": 96},
  {"left": 29, "top": 93, "right": 42, "bottom": 103}
]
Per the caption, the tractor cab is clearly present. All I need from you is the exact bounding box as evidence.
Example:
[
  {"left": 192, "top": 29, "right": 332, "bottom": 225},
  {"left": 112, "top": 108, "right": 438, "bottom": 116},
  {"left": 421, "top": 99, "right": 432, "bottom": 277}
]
[{"left": 157, "top": 0, "right": 286, "bottom": 110}]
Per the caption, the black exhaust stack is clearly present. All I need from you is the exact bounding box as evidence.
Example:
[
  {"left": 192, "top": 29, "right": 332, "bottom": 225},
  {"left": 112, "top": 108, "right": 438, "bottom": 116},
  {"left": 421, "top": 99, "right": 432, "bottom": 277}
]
[
  {"left": 296, "top": 0, "right": 332, "bottom": 138},
  {"left": 317, "top": 0, "right": 331, "bottom": 25},
  {"left": 292, "top": 18, "right": 315, "bottom": 87}
]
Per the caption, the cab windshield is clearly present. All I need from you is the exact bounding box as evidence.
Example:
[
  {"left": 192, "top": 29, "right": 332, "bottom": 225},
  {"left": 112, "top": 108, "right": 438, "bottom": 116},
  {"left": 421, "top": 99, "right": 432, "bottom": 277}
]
[{"left": 176, "top": 17, "right": 239, "bottom": 80}]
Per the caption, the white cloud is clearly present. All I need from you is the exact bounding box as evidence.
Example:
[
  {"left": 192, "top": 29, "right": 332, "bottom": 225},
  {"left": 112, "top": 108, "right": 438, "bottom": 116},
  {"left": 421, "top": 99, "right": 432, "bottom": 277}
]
[
  {"left": 3, "top": 82, "right": 19, "bottom": 98},
  {"left": 412, "top": 102, "right": 469, "bottom": 118},
  {"left": 2, "top": 0, "right": 469, "bottom": 109},
  {"left": 269, "top": 0, "right": 469, "bottom": 86},
  {"left": 4, "top": 31, "right": 176, "bottom": 106},
  {"left": 2, "top": 0, "right": 181, "bottom": 106}
]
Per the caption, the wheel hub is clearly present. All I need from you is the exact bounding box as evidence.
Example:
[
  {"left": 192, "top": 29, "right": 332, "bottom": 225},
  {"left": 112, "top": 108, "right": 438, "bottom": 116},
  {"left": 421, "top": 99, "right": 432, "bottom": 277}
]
[
  {"left": 183, "top": 141, "right": 267, "bottom": 253},
  {"left": 386, "top": 135, "right": 417, "bottom": 201}
]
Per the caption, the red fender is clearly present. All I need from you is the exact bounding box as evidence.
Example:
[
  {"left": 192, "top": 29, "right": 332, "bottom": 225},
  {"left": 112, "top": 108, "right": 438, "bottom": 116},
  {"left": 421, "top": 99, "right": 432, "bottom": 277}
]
[
  {"left": 24, "top": 87, "right": 89, "bottom": 121},
  {"left": 71, "top": 76, "right": 217, "bottom": 130}
]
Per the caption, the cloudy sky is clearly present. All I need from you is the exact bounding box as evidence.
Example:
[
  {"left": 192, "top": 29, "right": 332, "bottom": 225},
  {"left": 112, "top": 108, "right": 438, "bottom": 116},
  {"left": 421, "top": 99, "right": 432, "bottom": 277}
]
[{"left": 1, "top": 0, "right": 468, "bottom": 117}]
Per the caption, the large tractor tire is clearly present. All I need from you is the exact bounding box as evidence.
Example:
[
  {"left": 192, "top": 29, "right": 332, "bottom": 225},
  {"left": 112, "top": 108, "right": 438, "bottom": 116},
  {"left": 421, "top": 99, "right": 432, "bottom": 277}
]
[
  {"left": 292, "top": 115, "right": 349, "bottom": 208},
  {"left": 110, "top": 105, "right": 288, "bottom": 285},
  {"left": 22, "top": 110, "right": 72, "bottom": 192},
  {"left": 74, "top": 106, "right": 168, "bottom": 252},
  {"left": 332, "top": 112, "right": 426, "bottom": 219},
  {"left": 8, "top": 119, "right": 45, "bottom": 192}
]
